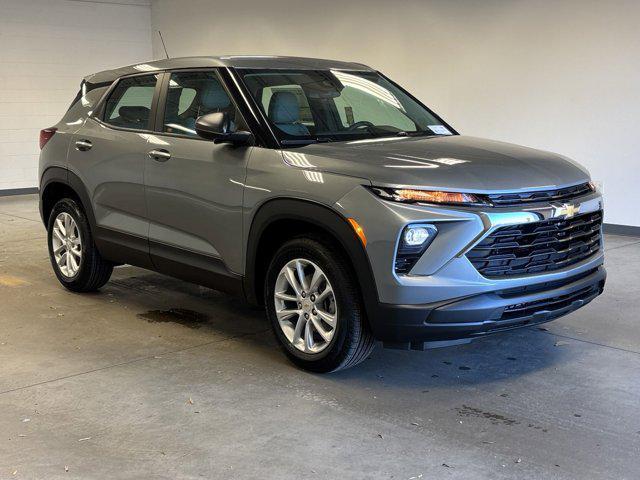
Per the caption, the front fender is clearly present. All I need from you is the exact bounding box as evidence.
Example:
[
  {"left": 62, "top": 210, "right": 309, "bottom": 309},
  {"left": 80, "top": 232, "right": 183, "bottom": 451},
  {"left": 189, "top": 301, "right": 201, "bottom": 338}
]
[{"left": 243, "top": 198, "right": 380, "bottom": 324}]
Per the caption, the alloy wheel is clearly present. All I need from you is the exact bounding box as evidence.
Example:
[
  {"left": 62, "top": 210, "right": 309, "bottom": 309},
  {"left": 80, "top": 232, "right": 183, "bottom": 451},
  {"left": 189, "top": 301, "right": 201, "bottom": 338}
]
[
  {"left": 51, "top": 212, "right": 82, "bottom": 278},
  {"left": 274, "top": 258, "right": 337, "bottom": 354}
]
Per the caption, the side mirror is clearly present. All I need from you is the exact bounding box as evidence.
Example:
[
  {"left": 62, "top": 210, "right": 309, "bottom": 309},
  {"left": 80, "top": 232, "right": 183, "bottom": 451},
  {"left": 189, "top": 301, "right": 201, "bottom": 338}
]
[{"left": 195, "top": 112, "right": 254, "bottom": 146}]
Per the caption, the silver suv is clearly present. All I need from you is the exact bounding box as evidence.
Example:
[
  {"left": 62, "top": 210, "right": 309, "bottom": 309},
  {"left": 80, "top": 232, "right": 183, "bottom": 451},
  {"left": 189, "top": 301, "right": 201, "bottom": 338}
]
[{"left": 39, "top": 56, "right": 605, "bottom": 372}]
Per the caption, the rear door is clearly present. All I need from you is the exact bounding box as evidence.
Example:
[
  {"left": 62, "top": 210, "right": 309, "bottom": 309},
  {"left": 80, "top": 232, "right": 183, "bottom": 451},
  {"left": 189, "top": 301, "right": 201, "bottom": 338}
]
[
  {"left": 66, "top": 73, "right": 162, "bottom": 267},
  {"left": 144, "top": 69, "right": 252, "bottom": 288}
]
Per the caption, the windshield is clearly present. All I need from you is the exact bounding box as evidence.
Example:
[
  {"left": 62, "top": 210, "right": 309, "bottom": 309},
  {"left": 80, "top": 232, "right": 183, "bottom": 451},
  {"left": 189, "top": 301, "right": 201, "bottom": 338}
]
[{"left": 239, "top": 69, "right": 453, "bottom": 144}]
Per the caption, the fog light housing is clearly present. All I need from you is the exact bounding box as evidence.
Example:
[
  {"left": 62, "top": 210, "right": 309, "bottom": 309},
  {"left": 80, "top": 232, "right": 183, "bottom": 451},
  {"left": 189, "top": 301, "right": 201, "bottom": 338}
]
[
  {"left": 403, "top": 226, "right": 432, "bottom": 246},
  {"left": 395, "top": 224, "right": 438, "bottom": 274}
]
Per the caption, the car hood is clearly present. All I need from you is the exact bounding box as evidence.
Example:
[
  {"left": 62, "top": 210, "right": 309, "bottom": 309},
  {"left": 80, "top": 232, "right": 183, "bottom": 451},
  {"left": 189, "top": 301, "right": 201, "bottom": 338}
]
[{"left": 281, "top": 135, "right": 590, "bottom": 193}]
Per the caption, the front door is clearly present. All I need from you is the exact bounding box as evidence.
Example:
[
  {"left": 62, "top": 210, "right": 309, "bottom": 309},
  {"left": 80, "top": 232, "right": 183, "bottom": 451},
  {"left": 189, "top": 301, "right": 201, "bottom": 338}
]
[{"left": 144, "top": 70, "right": 252, "bottom": 290}]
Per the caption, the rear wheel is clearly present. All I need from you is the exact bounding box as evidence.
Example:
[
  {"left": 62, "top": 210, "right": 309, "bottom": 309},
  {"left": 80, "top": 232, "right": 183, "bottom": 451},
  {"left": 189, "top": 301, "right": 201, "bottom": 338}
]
[
  {"left": 265, "top": 236, "right": 375, "bottom": 372},
  {"left": 47, "top": 198, "right": 113, "bottom": 292}
]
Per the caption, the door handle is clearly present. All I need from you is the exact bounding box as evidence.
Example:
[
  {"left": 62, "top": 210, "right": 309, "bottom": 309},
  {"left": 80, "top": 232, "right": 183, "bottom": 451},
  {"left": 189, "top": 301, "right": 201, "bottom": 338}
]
[
  {"left": 148, "top": 149, "right": 171, "bottom": 162},
  {"left": 75, "top": 139, "right": 92, "bottom": 151}
]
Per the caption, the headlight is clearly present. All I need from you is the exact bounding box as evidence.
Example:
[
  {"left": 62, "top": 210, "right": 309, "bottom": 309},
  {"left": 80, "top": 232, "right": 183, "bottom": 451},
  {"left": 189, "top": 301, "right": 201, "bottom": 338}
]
[{"left": 370, "top": 186, "right": 486, "bottom": 206}]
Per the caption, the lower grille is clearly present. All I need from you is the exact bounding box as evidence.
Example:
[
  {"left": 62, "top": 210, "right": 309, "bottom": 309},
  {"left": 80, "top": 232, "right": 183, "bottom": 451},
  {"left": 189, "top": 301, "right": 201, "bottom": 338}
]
[
  {"left": 499, "top": 268, "right": 599, "bottom": 296},
  {"left": 500, "top": 283, "right": 601, "bottom": 321},
  {"left": 467, "top": 211, "right": 603, "bottom": 277}
]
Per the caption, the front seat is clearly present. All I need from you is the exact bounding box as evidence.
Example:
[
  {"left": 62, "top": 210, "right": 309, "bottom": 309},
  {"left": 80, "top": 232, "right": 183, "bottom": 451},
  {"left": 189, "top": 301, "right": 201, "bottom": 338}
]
[
  {"left": 182, "top": 81, "right": 235, "bottom": 131},
  {"left": 268, "top": 91, "right": 310, "bottom": 136}
]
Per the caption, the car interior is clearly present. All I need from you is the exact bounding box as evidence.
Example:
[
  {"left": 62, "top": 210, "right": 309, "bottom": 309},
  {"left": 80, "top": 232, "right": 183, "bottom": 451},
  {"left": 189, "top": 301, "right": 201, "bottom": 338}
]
[{"left": 163, "top": 72, "right": 238, "bottom": 136}]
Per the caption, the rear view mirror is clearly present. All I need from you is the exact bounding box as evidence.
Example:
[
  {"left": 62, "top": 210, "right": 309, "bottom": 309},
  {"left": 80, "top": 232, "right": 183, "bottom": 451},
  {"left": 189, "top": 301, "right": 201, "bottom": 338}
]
[{"left": 195, "top": 112, "right": 254, "bottom": 146}]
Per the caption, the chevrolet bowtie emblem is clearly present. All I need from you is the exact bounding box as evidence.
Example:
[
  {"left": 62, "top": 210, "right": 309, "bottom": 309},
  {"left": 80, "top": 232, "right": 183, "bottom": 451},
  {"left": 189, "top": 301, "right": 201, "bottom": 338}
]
[{"left": 553, "top": 202, "right": 581, "bottom": 219}]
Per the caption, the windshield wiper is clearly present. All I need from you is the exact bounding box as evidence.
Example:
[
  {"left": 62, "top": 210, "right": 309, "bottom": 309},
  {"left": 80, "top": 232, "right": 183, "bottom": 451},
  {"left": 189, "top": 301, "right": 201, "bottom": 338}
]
[
  {"left": 395, "top": 130, "right": 440, "bottom": 138},
  {"left": 281, "top": 137, "right": 333, "bottom": 146}
]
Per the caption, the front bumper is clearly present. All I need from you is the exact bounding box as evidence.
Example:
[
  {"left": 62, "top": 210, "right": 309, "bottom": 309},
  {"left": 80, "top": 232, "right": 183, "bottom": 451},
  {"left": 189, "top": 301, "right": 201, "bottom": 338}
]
[
  {"left": 369, "top": 266, "right": 605, "bottom": 348},
  {"left": 334, "top": 185, "right": 606, "bottom": 347}
]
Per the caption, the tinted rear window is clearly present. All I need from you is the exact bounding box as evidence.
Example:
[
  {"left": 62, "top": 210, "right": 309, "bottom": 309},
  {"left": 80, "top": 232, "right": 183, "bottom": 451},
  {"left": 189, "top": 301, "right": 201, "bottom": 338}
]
[{"left": 103, "top": 75, "right": 158, "bottom": 130}]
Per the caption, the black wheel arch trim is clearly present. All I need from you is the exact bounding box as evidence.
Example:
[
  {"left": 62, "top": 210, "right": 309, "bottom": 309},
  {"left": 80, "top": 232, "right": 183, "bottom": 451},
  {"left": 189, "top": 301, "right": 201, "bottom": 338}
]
[
  {"left": 244, "top": 198, "right": 380, "bottom": 321},
  {"left": 40, "top": 167, "right": 97, "bottom": 230}
]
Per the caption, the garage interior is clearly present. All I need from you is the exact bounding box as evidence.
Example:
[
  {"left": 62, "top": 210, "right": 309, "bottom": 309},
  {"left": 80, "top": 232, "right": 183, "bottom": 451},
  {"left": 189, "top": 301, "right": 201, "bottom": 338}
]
[{"left": 1, "top": 0, "right": 639, "bottom": 479}]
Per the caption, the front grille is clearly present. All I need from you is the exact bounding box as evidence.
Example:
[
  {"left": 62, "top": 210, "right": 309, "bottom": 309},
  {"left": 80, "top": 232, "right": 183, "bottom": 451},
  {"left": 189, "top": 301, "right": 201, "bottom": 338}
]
[
  {"left": 485, "top": 182, "right": 593, "bottom": 206},
  {"left": 467, "top": 210, "right": 603, "bottom": 277}
]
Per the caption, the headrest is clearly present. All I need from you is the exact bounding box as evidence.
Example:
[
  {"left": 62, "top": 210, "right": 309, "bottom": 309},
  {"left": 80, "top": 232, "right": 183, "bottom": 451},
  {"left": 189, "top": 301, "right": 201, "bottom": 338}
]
[
  {"left": 201, "top": 83, "right": 231, "bottom": 110},
  {"left": 118, "top": 106, "right": 150, "bottom": 123},
  {"left": 269, "top": 91, "right": 300, "bottom": 124}
]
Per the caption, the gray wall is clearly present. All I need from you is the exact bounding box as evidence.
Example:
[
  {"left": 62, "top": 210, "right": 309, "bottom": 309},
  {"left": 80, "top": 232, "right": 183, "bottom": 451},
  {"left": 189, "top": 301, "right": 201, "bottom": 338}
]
[
  {"left": 151, "top": 0, "right": 639, "bottom": 227},
  {"left": 0, "top": 0, "right": 151, "bottom": 192}
]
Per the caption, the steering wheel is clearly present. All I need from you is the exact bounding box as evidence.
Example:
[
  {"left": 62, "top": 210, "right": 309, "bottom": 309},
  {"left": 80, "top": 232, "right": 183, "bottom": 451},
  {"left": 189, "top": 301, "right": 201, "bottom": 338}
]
[{"left": 346, "top": 121, "right": 375, "bottom": 132}]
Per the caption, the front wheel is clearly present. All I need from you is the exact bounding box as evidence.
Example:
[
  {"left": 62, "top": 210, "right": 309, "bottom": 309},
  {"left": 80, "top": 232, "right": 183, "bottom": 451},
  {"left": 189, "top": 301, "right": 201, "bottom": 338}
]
[
  {"left": 47, "top": 198, "right": 113, "bottom": 292},
  {"left": 265, "top": 237, "right": 375, "bottom": 372}
]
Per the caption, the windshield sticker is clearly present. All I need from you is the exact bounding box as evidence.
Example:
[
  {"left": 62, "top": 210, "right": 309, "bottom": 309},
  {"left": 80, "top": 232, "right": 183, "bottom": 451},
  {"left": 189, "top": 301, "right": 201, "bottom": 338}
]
[{"left": 428, "top": 125, "right": 452, "bottom": 135}]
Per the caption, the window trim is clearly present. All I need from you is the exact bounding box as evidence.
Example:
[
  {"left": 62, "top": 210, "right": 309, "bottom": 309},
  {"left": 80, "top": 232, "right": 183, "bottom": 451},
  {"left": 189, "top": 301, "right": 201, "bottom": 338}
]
[
  {"left": 224, "top": 67, "right": 279, "bottom": 149},
  {"left": 229, "top": 68, "right": 285, "bottom": 148},
  {"left": 88, "top": 67, "right": 277, "bottom": 147}
]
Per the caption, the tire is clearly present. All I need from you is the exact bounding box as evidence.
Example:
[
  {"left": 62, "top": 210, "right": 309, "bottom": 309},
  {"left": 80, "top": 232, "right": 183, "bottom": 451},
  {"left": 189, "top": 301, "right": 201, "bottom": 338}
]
[
  {"left": 265, "top": 236, "right": 375, "bottom": 373},
  {"left": 47, "top": 198, "right": 113, "bottom": 292}
]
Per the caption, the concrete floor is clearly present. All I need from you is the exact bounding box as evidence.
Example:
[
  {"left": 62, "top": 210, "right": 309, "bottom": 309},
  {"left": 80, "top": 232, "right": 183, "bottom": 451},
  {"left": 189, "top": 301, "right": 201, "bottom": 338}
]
[{"left": 0, "top": 194, "right": 639, "bottom": 480}]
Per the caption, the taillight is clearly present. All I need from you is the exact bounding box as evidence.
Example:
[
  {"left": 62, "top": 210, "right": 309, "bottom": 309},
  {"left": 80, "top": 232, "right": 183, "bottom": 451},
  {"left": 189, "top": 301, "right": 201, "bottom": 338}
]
[{"left": 39, "top": 128, "right": 57, "bottom": 150}]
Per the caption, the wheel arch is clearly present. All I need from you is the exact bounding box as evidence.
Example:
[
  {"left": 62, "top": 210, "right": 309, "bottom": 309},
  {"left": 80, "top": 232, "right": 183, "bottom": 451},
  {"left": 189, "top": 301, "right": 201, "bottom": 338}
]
[
  {"left": 244, "top": 198, "right": 379, "bottom": 320},
  {"left": 40, "top": 167, "right": 96, "bottom": 230}
]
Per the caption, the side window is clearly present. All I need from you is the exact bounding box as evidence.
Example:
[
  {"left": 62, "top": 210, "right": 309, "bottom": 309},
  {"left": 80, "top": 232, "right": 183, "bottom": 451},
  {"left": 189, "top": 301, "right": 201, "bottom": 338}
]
[
  {"left": 163, "top": 71, "right": 242, "bottom": 136},
  {"left": 62, "top": 85, "right": 109, "bottom": 124},
  {"left": 103, "top": 75, "right": 158, "bottom": 130}
]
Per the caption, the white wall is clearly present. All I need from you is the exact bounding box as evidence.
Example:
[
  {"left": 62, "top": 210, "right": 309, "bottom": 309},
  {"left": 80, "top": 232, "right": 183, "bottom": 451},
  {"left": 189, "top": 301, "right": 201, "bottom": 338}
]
[
  {"left": 0, "top": 0, "right": 152, "bottom": 191},
  {"left": 151, "top": 0, "right": 640, "bottom": 227}
]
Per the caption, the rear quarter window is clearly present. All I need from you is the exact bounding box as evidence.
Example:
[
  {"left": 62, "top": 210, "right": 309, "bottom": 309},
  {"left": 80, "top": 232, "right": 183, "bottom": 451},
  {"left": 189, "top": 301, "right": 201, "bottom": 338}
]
[{"left": 61, "top": 85, "right": 109, "bottom": 125}]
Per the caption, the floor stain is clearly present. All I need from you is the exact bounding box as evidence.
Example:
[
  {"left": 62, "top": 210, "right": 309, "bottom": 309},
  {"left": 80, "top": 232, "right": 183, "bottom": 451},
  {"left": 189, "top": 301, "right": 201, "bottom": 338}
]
[
  {"left": 138, "top": 308, "right": 209, "bottom": 329},
  {"left": 456, "top": 405, "right": 549, "bottom": 432},
  {"left": 0, "top": 275, "right": 30, "bottom": 287},
  {"left": 456, "top": 405, "right": 520, "bottom": 426}
]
